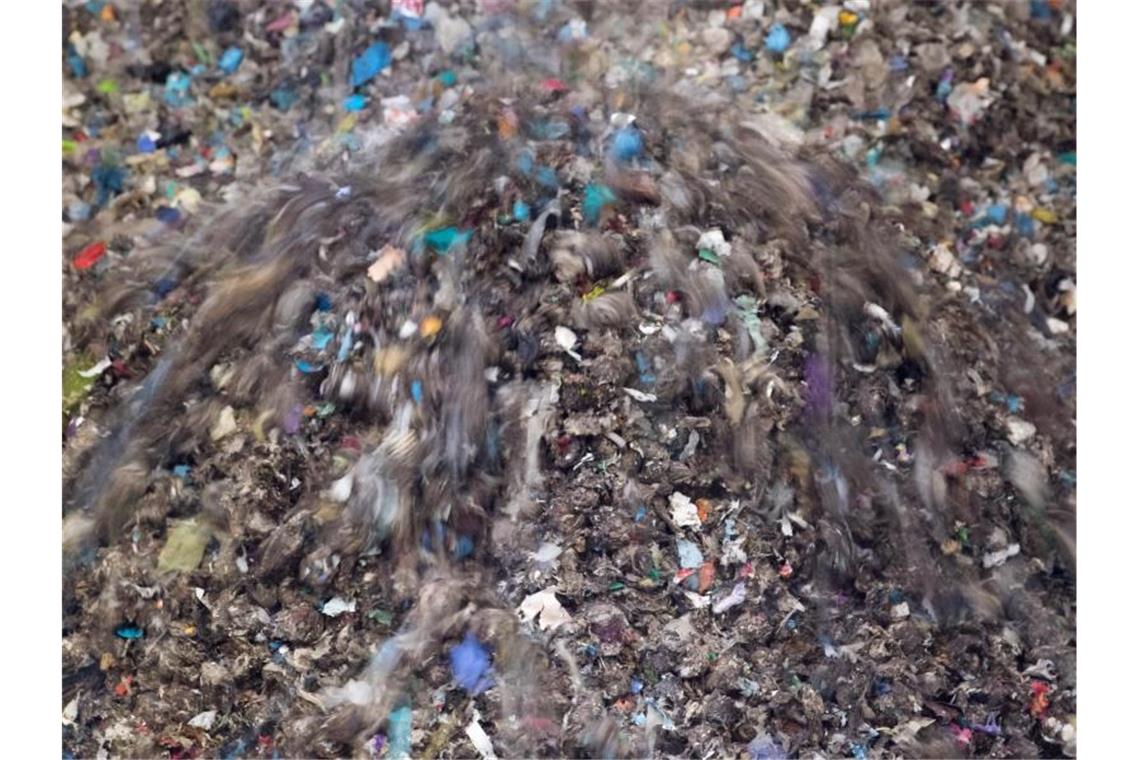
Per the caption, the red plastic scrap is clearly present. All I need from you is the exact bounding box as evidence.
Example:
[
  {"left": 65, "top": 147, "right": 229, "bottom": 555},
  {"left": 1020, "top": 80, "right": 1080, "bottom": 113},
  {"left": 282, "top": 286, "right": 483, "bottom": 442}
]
[
  {"left": 943, "top": 460, "right": 970, "bottom": 478},
  {"left": 540, "top": 78, "right": 567, "bottom": 93},
  {"left": 73, "top": 241, "right": 107, "bottom": 270},
  {"left": 265, "top": 11, "right": 295, "bottom": 32},
  {"left": 949, "top": 724, "right": 973, "bottom": 747},
  {"left": 394, "top": 0, "right": 425, "bottom": 15},
  {"left": 114, "top": 674, "right": 133, "bottom": 697},
  {"left": 697, "top": 562, "right": 716, "bottom": 592},
  {"left": 778, "top": 562, "right": 793, "bottom": 578},
  {"left": 1029, "top": 680, "right": 1050, "bottom": 718}
]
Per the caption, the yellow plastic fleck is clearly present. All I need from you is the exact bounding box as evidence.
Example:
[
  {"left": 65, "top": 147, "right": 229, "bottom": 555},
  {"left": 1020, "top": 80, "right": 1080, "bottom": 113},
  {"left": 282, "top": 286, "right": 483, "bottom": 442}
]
[
  {"left": 420, "top": 315, "right": 444, "bottom": 339},
  {"left": 582, "top": 284, "right": 606, "bottom": 302}
]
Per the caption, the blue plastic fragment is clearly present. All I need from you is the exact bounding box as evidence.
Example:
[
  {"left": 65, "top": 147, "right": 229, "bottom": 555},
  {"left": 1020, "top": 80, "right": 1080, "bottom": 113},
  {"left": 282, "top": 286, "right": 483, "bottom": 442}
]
[
  {"left": 512, "top": 199, "right": 531, "bottom": 221},
  {"left": 748, "top": 733, "right": 786, "bottom": 760},
  {"left": 270, "top": 87, "right": 298, "bottom": 111},
  {"left": 92, "top": 164, "right": 127, "bottom": 206},
  {"left": 765, "top": 23, "right": 791, "bottom": 54},
  {"left": 218, "top": 46, "right": 244, "bottom": 75},
  {"left": 423, "top": 227, "right": 473, "bottom": 253},
  {"left": 351, "top": 42, "right": 392, "bottom": 88},
  {"left": 730, "top": 42, "right": 754, "bottom": 62},
  {"left": 856, "top": 107, "right": 892, "bottom": 121},
  {"left": 67, "top": 44, "right": 88, "bottom": 78},
  {"left": 449, "top": 632, "right": 494, "bottom": 694},
  {"left": 530, "top": 120, "right": 571, "bottom": 140},
  {"left": 312, "top": 327, "right": 334, "bottom": 351},
  {"left": 634, "top": 505, "right": 648, "bottom": 523},
  {"left": 164, "top": 71, "right": 192, "bottom": 107},
  {"left": 676, "top": 538, "right": 703, "bottom": 569},
  {"left": 220, "top": 738, "right": 248, "bottom": 760},
  {"left": 69, "top": 201, "right": 93, "bottom": 222},
  {"left": 115, "top": 624, "right": 145, "bottom": 640},
  {"left": 631, "top": 677, "right": 643, "bottom": 694},
  {"left": 438, "top": 69, "right": 458, "bottom": 87},
  {"left": 986, "top": 203, "right": 1008, "bottom": 224},
  {"left": 153, "top": 277, "right": 178, "bottom": 298},
  {"left": 337, "top": 330, "right": 354, "bottom": 362},
  {"left": 701, "top": 300, "right": 728, "bottom": 325},
  {"left": 557, "top": 18, "right": 588, "bottom": 43},
  {"left": 454, "top": 535, "right": 474, "bottom": 559},
  {"left": 1015, "top": 212, "right": 1035, "bottom": 237},
  {"left": 172, "top": 464, "right": 191, "bottom": 481},
  {"left": 1029, "top": 0, "right": 1052, "bottom": 20},
  {"left": 137, "top": 133, "right": 156, "bottom": 153},
  {"left": 344, "top": 93, "right": 368, "bottom": 112},
  {"left": 936, "top": 70, "right": 954, "bottom": 102},
  {"left": 535, "top": 165, "right": 559, "bottom": 189},
  {"left": 410, "top": 379, "right": 423, "bottom": 404},
  {"left": 156, "top": 206, "right": 181, "bottom": 225},
  {"left": 635, "top": 353, "right": 655, "bottom": 384},
  {"left": 515, "top": 150, "right": 535, "bottom": 176},
  {"left": 610, "top": 126, "right": 643, "bottom": 162},
  {"left": 397, "top": 12, "right": 425, "bottom": 30},
  {"left": 387, "top": 706, "right": 413, "bottom": 759},
  {"left": 582, "top": 183, "right": 616, "bottom": 226},
  {"left": 315, "top": 293, "right": 333, "bottom": 311},
  {"left": 295, "top": 360, "right": 324, "bottom": 374}
]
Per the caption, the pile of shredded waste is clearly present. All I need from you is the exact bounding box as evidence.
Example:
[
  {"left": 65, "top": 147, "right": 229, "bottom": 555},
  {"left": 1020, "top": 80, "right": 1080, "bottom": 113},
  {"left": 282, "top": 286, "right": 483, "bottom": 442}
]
[{"left": 63, "top": 2, "right": 1075, "bottom": 758}]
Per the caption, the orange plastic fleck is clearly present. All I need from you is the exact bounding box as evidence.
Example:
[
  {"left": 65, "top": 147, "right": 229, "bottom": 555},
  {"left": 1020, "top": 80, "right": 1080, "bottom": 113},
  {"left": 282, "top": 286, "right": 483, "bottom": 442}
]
[{"left": 698, "top": 562, "right": 716, "bottom": 592}]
